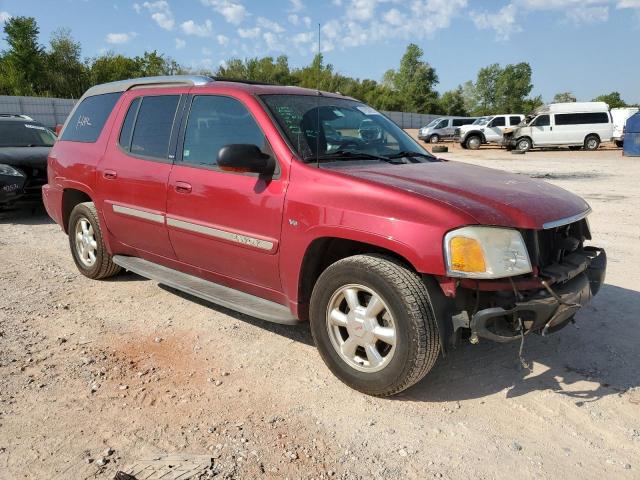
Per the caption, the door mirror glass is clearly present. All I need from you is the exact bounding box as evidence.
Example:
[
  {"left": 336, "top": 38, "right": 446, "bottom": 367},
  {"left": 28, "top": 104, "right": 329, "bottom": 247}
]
[{"left": 217, "top": 144, "right": 275, "bottom": 175}]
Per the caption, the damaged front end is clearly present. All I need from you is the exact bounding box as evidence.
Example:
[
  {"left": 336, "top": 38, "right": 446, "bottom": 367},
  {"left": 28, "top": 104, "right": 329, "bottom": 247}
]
[{"left": 442, "top": 216, "right": 606, "bottom": 344}]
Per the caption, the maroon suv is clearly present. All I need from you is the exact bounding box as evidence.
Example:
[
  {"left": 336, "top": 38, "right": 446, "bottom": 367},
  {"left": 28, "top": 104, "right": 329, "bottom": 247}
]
[{"left": 42, "top": 76, "right": 606, "bottom": 396}]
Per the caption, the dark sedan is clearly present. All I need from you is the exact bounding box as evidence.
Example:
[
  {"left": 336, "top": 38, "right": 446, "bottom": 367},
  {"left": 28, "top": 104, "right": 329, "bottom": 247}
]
[{"left": 0, "top": 115, "right": 55, "bottom": 205}]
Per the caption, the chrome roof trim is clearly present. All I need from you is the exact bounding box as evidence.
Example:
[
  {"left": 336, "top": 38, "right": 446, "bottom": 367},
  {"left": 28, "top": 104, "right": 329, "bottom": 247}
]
[
  {"left": 84, "top": 75, "right": 214, "bottom": 97},
  {"left": 542, "top": 207, "right": 592, "bottom": 229}
]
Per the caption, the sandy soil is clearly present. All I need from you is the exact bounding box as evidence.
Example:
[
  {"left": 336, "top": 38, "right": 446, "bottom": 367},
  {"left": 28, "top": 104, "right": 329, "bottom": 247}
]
[{"left": 1, "top": 143, "right": 639, "bottom": 479}]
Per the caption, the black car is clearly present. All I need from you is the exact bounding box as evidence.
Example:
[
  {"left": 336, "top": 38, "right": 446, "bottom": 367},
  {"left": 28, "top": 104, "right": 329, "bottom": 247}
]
[{"left": 0, "top": 115, "right": 56, "bottom": 205}]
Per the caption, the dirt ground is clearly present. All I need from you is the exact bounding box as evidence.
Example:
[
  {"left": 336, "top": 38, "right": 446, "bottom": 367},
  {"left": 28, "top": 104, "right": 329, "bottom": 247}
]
[{"left": 1, "top": 140, "right": 639, "bottom": 479}]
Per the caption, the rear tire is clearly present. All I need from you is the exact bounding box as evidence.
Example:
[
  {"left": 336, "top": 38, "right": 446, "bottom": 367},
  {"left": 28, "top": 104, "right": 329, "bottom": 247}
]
[
  {"left": 584, "top": 135, "right": 600, "bottom": 151},
  {"left": 614, "top": 140, "right": 623, "bottom": 148},
  {"left": 309, "top": 254, "right": 440, "bottom": 397},
  {"left": 465, "top": 135, "right": 482, "bottom": 150},
  {"left": 68, "top": 202, "right": 121, "bottom": 280}
]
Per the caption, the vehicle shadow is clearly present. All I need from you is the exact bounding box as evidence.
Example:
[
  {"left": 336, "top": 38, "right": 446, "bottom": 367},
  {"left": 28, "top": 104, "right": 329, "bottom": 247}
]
[
  {"left": 157, "top": 283, "right": 315, "bottom": 347},
  {"left": 0, "top": 201, "right": 53, "bottom": 225},
  {"left": 398, "top": 283, "right": 640, "bottom": 403}
]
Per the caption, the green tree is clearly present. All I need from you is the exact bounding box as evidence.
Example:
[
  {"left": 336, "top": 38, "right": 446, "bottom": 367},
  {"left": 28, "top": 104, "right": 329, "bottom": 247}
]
[
  {"left": 89, "top": 53, "right": 142, "bottom": 84},
  {"left": 44, "top": 28, "right": 89, "bottom": 98},
  {"left": 385, "top": 44, "right": 439, "bottom": 113},
  {"left": 494, "top": 62, "right": 533, "bottom": 113},
  {"left": 553, "top": 91, "right": 576, "bottom": 103},
  {"left": 0, "top": 16, "right": 46, "bottom": 95},
  {"left": 474, "top": 63, "right": 502, "bottom": 115},
  {"left": 592, "top": 91, "right": 626, "bottom": 109},
  {"left": 521, "top": 95, "right": 544, "bottom": 114},
  {"left": 439, "top": 86, "right": 468, "bottom": 116}
]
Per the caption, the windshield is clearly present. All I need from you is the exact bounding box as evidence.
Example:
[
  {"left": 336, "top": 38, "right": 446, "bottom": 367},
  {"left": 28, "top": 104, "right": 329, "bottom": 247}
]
[
  {"left": 423, "top": 118, "right": 440, "bottom": 128},
  {"left": 260, "top": 94, "right": 434, "bottom": 164},
  {"left": 0, "top": 121, "right": 56, "bottom": 147},
  {"left": 473, "top": 117, "right": 490, "bottom": 126}
]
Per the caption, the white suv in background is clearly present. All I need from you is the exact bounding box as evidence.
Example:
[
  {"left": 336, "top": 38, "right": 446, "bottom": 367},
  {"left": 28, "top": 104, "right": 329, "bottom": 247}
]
[{"left": 457, "top": 114, "right": 524, "bottom": 150}]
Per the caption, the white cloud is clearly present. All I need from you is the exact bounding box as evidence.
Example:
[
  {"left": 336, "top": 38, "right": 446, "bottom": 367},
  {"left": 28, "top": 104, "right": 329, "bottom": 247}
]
[
  {"left": 566, "top": 5, "right": 609, "bottom": 23},
  {"left": 257, "top": 17, "right": 285, "bottom": 33},
  {"left": 216, "top": 34, "right": 229, "bottom": 45},
  {"left": 106, "top": 32, "right": 138, "bottom": 44},
  {"left": 303, "top": 16, "right": 312, "bottom": 27},
  {"left": 288, "top": 13, "right": 300, "bottom": 25},
  {"left": 0, "top": 11, "right": 11, "bottom": 23},
  {"left": 346, "top": 0, "right": 378, "bottom": 21},
  {"left": 263, "top": 31, "right": 283, "bottom": 50},
  {"left": 383, "top": 8, "right": 404, "bottom": 26},
  {"left": 201, "top": 0, "right": 247, "bottom": 25},
  {"left": 289, "top": 0, "right": 304, "bottom": 11},
  {"left": 138, "top": 0, "right": 175, "bottom": 30},
  {"left": 471, "top": 3, "right": 521, "bottom": 40},
  {"left": 175, "top": 37, "right": 186, "bottom": 49},
  {"left": 180, "top": 19, "right": 213, "bottom": 37},
  {"left": 617, "top": 0, "right": 640, "bottom": 7},
  {"left": 238, "top": 26, "right": 260, "bottom": 38}
]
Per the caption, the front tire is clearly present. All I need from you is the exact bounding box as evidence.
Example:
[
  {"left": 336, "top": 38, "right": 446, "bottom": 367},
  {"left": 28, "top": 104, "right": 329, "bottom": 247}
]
[
  {"left": 68, "top": 202, "right": 121, "bottom": 280},
  {"left": 429, "top": 134, "right": 440, "bottom": 144},
  {"left": 309, "top": 254, "right": 440, "bottom": 397},
  {"left": 465, "top": 135, "right": 482, "bottom": 150},
  {"left": 516, "top": 137, "right": 532, "bottom": 152}
]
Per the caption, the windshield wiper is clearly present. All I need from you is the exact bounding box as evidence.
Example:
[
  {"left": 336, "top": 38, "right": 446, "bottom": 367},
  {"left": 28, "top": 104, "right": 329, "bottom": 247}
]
[
  {"left": 304, "top": 150, "right": 404, "bottom": 164},
  {"left": 386, "top": 150, "right": 435, "bottom": 161}
]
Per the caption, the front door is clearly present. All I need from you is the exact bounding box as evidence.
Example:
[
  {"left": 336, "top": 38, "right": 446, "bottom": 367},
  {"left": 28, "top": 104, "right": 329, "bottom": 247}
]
[
  {"left": 529, "top": 114, "right": 552, "bottom": 146},
  {"left": 485, "top": 116, "right": 506, "bottom": 142},
  {"left": 165, "top": 94, "right": 286, "bottom": 291},
  {"left": 98, "top": 91, "right": 183, "bottom": 258}
]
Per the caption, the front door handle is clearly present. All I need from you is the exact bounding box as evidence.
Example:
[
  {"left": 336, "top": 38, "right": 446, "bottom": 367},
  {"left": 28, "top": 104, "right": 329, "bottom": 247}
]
[
  {"left": 103, "top": 169, "right": 117, "bottom": 179},
  {"left": 174, "top": 181, "right": 192, "bottom": 194}
]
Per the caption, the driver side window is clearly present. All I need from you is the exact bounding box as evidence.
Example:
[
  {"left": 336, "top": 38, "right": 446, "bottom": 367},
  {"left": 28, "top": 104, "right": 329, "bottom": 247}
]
[
  {"left": 532, "top": 115, "right": 550, "bottom": 127},
  {"left": 181, "top": 95, "right": 266, "bottom": 168}
]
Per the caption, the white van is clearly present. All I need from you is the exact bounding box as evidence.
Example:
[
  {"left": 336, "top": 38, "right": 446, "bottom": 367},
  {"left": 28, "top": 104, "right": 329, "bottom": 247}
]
[
  {"left": 611, "top": 107, "right": 639, "bottom": 147},
  {"left": 505, "top": 102, "right": 613, "bottom": 151}
]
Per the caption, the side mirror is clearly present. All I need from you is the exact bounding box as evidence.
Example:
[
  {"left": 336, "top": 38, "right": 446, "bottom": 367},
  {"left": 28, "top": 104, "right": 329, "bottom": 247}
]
[{"left": 217, "top": 144, "right": 275, "bottom": 176}]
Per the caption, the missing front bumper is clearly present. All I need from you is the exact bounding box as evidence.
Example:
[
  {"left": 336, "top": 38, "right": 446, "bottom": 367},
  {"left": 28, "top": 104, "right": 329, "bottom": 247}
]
[{"left": 470, "top": 248, "right": 606, "bottom": 343}]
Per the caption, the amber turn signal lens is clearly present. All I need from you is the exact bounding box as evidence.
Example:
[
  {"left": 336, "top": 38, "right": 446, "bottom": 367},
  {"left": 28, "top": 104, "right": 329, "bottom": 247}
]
[{"left": 449, "top": 237, "right": 486, "bottom": 273}]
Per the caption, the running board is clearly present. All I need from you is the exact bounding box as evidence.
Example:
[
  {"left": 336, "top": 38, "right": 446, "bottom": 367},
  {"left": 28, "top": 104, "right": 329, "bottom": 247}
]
[{"left": 113, "top": 255, "right": 299, "bottom": 325}]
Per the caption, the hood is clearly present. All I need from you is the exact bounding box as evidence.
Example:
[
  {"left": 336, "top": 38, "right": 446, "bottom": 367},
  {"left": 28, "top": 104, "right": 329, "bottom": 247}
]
[
  {"left": 340, "top": 161, "right": 590, "bottom": 230},
  {"left": 0, "top": 147, "right": 50, "bottom": 169}
]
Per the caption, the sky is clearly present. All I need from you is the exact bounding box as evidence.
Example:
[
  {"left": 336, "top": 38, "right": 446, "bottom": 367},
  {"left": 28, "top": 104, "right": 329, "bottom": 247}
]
[{"left": 0, "top": 0, "right": 637, "bottom": 104}]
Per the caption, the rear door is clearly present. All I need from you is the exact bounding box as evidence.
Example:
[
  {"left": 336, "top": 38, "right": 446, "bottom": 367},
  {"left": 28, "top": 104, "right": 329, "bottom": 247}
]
[
  {"left": 98, "top": 90, "right": 184, "bottom": 258},
  {"left": 165, "top": 94, "right": 286, "bottom": 291}
]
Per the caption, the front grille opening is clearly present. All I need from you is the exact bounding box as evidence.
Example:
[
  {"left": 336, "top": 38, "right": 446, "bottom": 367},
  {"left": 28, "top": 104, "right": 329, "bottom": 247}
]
[{"left": 523, "top": 219, "right": 590, "bottom": 269}]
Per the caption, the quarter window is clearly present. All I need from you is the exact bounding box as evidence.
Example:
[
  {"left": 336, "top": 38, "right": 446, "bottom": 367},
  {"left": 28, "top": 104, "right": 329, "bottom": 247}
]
[
  {"left": 118, "top": 97, "right": 141, "bottom": 150},
  {"left": 130, "top": 95, "right": 180, "bottom": 159},
  {"left": 181, "top": 96, "right": 266, "bottom": 168},
  {"left": 60, "top": 92, "right": 122, "bottom": 143}
]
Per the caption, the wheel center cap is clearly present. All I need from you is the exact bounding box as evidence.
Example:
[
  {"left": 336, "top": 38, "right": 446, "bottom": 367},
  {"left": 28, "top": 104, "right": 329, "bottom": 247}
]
[{"left": 348, "top": 306, "right": 371, "bottom": 338}]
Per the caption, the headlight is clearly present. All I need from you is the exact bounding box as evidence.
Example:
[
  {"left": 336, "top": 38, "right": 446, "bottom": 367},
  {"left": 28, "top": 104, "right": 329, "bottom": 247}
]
[
  {"left": 0, "top": 164, "right": 24, "bottom": 177},
  {"left": 444, "top": 226, "right": 532, "bottom": 279}
]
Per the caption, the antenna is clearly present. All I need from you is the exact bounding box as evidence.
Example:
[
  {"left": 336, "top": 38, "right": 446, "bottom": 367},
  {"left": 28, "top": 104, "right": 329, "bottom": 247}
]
[{"left": 316, "top": 22, "right": 321, "bottom": 169}]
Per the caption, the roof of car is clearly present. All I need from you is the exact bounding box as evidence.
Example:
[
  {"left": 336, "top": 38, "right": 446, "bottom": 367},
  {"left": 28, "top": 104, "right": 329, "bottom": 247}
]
[{"left": 82, "top": 75, "right": 350, "bottom": 100}]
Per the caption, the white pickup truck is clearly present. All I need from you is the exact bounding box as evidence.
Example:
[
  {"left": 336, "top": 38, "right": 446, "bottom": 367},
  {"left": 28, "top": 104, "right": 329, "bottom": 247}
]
[{"left": 456, "top": 114, "right": 524, "bottom": 149}]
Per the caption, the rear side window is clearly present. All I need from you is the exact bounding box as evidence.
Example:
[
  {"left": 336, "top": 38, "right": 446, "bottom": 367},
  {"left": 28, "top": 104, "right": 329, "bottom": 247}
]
[
  {"left": 130, "top": 95, "right": 180, "bottom": 159},
  {"left": 61, "top": 92, "right": 121, "bottom": 143},
  {"left": 181, "top": 95, "right": 266, "bottom": 168},
  {"left": 490, "top": 117, "right": 506, "bottom": 127},
  {"left": 509, "top": 116, "right": 522, "bottom": 126},
  {"left": 555, "top": 112, "right": 609, "bottom": 125}
]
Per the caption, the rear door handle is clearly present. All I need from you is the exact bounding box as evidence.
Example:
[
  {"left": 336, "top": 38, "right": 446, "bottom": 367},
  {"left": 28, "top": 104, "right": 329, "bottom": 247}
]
[
  {"left": 103, "top": 169, "right": 117, "bottom": 179},
  {"left": 174, "top": 181, "right": 192, "bottom": 194}
]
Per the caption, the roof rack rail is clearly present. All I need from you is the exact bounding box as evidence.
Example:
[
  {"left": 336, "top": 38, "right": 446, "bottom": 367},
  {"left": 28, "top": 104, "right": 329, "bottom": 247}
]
[
  {"left": 212, "top": 77, "right": 276, "bottom": 86},
  {"left": 0, "top": 113, "right": 34, "bottom": 121},
  {"left": 83, "top": 75, "right": 214, "bottom": 97}
]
